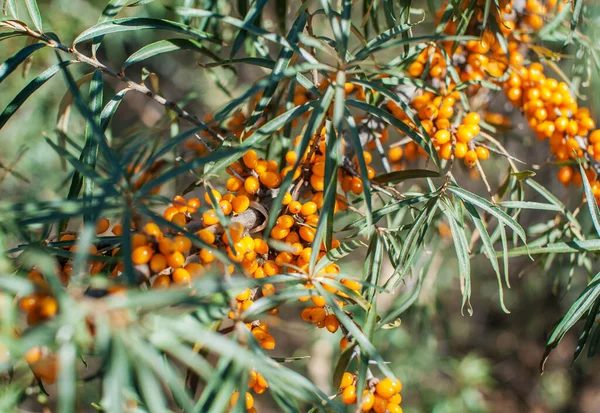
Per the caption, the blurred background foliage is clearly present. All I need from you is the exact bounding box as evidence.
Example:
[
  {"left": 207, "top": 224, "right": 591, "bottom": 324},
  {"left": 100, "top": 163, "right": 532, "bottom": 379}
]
[{"left": 1, "top": 0, "right": 600, "bottom": 412}]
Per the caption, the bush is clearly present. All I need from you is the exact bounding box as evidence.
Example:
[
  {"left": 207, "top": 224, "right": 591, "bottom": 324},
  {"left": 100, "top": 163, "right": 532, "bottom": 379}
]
[{"left": 1, "top": 0, "right": 599, "bottom": 412}]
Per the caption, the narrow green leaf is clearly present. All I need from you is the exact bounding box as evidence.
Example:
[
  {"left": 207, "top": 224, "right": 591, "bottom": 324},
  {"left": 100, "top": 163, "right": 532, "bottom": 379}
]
[
  {"left": 448, "top": 185, "right": 526, "bottom": 245},
  {"left": 122, "top": 38, "right": 216, "bottom": 70},
  {"left": 24, "top": 0, "right": 42, "bottom": 32},
  {"left": 0, "top": 43, "right": 46, "bottom": 85},
  {"left": 74, "top": 17, "right": 219, "bottom": 45},
  {"left": 0, "top": 60, "right": 76, "bottom": 130}
]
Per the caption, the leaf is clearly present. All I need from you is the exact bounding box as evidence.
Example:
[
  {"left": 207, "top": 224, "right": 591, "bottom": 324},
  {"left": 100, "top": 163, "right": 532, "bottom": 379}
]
[
  {"left": 499, "top": 239, "right": 600, "bottom": 257},
  {"left": 24, "top": 0, "right": 42, "bottom": 32},
  {"left": 0, "top": 43, "right": 46, "bottom": 85},
  {"left": 387, "top": 197, "right": 439, "bottom": 289},
  {"left": 230, "top": 0, "right": 267, "bottom": 57},
  {"left": 462, "top": 198, "right": 509, "bottom": 313},
  {"left": 0, "top": 60, "right": 77, "bottom": 130},
  {"left": 122, "top": 38, "right": 216, "bottom": 70},
  {"left": 92, "top": 0, "right": 129, "bottom": 55},
  {"left": 568, "top": 0, "right": 583, "bottom": 43},
  {"left": 373, "top": 169, "right": 440, "bottom": 184},
  {"left": 81, "top": 70, "right": 104, "bottom": 223},
  {"left": 448, "top": 185, "right": 527, "bottom": 245},
  {"left": 353, "top": 18, "right": 422, "bottom": 60},
  {"left": 542, "top": 272, "right": 600, "bottom": 371},
  {"left": 578, "top": 160, "right": 600, "bottom": 237},
  {"left": 100, "top": 88, "right": 130, "bottom": 131},
  {"left": 440, "top": 197, "right": 472, "bottom": 315},
  {"left": 498, "top": 201, "right": 563, "bottom": 212},
  {"left": 74, "top": 17, "right": 219, "bottom": 45}
]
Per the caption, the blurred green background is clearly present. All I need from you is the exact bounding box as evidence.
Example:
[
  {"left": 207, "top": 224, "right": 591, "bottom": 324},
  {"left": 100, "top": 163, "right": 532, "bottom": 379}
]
[{"left": 2, "top": 0, "right": 600, "bottom": 412}]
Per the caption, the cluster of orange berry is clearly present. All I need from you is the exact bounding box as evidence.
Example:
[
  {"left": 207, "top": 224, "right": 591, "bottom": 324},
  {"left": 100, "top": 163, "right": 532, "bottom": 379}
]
[
  {"left": 339, "top": 372, "right": 403, "bottom": 413},
  {"left": 228, "top": 370, "right": 269, "bottom": 412}
]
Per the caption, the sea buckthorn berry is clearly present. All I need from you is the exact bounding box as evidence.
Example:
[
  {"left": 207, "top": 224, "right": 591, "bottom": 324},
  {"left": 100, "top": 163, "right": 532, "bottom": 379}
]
[
  {"left": 557, "top": 166, "right": 573, "bottom": 185},
  {"left": 171, "top": 212, "right": 187, "bottom": 228},
  {"left": 164, "top": 206, "right": 179, "bottom": 221},
  {"left": 226, "top": 176, "right": 243, "bottom": 192},
  {"left": 375, "top": 378, "right": 397, "bottom": 399},
  {"left": 361, "top": 391, "right": 375, "bottom": 411},
  {"left": 218, "top": 200, "right": 232, "bottom": 215},
  {"left": 301, "top": 202, "right": 318, "bottom": 216},
  {"left": 172, "top": 268, "right": 191, "bottom": 284},
  {"left": 260, "top": 171, "right": 281, "bottom": 188},
  {"left": 242, "top": 150, "right": 258, "bottom": 169},
  {"left": 463, "top": 112, "right": 480, "bottom": 125},
  {"left": 340, "top": 336, "right": 350, "bottom": 350},
  {"left": 173, "top": 235, "right": 192, "bottom": 253},
  {"left": 149, "top": 254, "right": 167, "bottom": 273},
  {"left": 173, "top": 195, "right": 188, "bottom": 212},
  {"left": 282, "top": 192, "right": 292, "bottom": 205},
  {"left": 464, "top": 150, "right": 478, "bottom": 167},
  {"left": 232, "top": 195, "right": 250, "bottom": 214},
  {"left": 244, "top": 176, "right": 260, "bottom": 194},
  {"left": 167, "top": 251, "right": 185, "bottom": 268},
  {"left": 475, "top": 146, "right": 489, "bottom": 160},
  {"left": 277, "top": 215, "right": 295, "bottom": 229},
  {"left": 153, "top": 274, "right": 171, "bottom": 289},
  {"left": 204, "top": 189, "right": 222, "bottom": 206},
  {"left": 252, "top": 329, "right": 275, "bottom": 349},
  {"left": 39, "top": 296, "right": 58, "bottom": 318},
  {"left": 342, "top": 385, "right": 357, "bottom": 404},
  {"left": 96, "top": 218, "right": 110, "bottom": 234},
  {"left": 389, "top": 393, "right": 402, "bottom": 404},
  {"left": 202, "top": 209, "right": 219, "bottom": 227},
  {"left": 158, "top": 238, "right": 174, "bottom": 256},
  {"left": 144, "top": 222, "right": 162, "bottom": 240},
  {"left": 350, "top": 177, "right": 363, "bottom": 195},
  {"left": 299, "top": 226, "right": 316, "bottom": 242},
  {"left": 340, "top": 372, "right": 354, "bottom": 389},
  {"left": 388, "top": 146, "right": 403, "bottom": 162},
  {"left": 288, "top": 201, "right": 302, "bottom": 214},
  {"left": 434, "top": 129, "right": 451, "bottom": 145},
  {"left": 131, "top": 233, "right": 148, "bottom": 248},
  {"left": 111, "top": 224, "right": 123, "bottom": 236},
  {"left": 271, "top": 225, "right": 289, "bottom": 240},
  {"left": 387, "top": 403, "right": 403, "bottom": 413},
  {"left": 132, "top": 245, "right": 153, "bottom": 265},
  {"left": 187, "top": 198, "right": 201, "bottom": 213},
  {"left": 324, "top": 314, "right": 339, "bottom": 333}
]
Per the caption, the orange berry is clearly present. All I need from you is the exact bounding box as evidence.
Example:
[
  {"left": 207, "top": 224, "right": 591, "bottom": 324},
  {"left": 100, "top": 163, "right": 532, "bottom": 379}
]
[
  {"left": 95, "top": 218, "right": 110, "bottom": 234},
  {"left": 464, "top": 150, "right": 478, "bottom": 167},
  {"left": 167, "top": 251, "right": 185, "bottom": 268},
  {"left": 300, "top": 202, "right": 318, "bottom": 216},
  {"left": 463, "top": 112, "right": 481, "bottom": 125},
  {"left": 173, "top": 195, "right": 188, "bottom": 212},
  {"left": 187, "top": 197, "right": 201, "bottom": 213},
  {"left": 340, "top": 372, "right": 354, "bottom": 389},
  {"left": 242, "top": 150, "right": 258, "bottom": 169},
  {"left": 153, "top": 274, "right": 171, "bottom": 289},
  {"left": 342, "top": 385, "right": 357, "bottom": 404},
  {"left": 375, "top": 378, "right": 397, "bottom": 399},
  {"left": 475, "top": 146, "right": 489, "bottom": 160},
  {"left": 288, "top": 201, "right": 302, "bottom": 214},
  {"left": 361, "top": 391, "right": 375, "bottom": 411},
  {"left": 557, "top": 166, "right": 573, "bottom": 185},
  {"left": 173, "top": 235, "right": 192, "bottom": 253},
  {"left": 172, "top": 268, "right": 191, "bottom": 284},
  {"left": 244, "top": 176, "right": 260, "bottom": 194},
  {"left": 171, "top": 212, "right": 187, "bottom": 227},
  {"left": 204, "top": 189, "right": 222, "bottom": 206},
  {"left": 202, "top": 209, "right": 220, "bottom": 226},
  {"left": 232, "top": 195, "right": 250, "bottom": 214},
  {"left": 132, "top": 245, "right": 153, "bottom": 265},
  {"left": 149, "top": 253, "right": 167, "bottom": 273}
]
